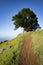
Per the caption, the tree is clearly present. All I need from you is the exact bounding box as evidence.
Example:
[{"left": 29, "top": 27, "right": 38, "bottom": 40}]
[{"left": 12, "top": 8, "right": 41, "bottom": 31}]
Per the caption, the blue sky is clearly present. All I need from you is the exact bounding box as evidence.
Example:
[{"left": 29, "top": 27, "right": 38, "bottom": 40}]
[{"left": 0, "top": 0, "right": 43, "bottom": 39}]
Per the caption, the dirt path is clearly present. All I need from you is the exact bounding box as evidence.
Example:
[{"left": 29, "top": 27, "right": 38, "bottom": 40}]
[{"left": 18, "top": 32, "right": 39, "bottom": 65}]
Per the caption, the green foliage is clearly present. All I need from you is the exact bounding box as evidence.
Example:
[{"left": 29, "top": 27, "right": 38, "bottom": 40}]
[{"left": 12, "top": 8, "right": 40, "bottom": 31}]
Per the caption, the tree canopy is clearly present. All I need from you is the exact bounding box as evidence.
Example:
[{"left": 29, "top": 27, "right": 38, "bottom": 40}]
[{"left": 12, "top": 8, "right": 41, "bottom": 31}]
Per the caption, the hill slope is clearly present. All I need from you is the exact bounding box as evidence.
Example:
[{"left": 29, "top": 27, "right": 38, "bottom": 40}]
[
  {"left": 0, "top": 32, "right": 27, "bottom": 65},
  {"left": 18, "top": 30, "right": 43, "bottom": 65},
  {"left": 0, "top": 30, "right": 43, "bottom": 65}
]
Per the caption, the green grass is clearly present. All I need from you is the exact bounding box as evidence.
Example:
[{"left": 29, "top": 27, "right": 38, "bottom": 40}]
[
  {"left": 32, "top": 30, "right": 43, "bottom": 65},
  {"left": 0, "top": 30, "right": 43, "bottom": 65},
  {"left": 0, "top": 32, "right": 28, "bottom": 65}
]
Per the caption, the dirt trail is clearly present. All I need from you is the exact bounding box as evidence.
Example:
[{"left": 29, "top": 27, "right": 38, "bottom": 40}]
[{"left": 18, "top": 32, "right": 39, "bottom": 65}]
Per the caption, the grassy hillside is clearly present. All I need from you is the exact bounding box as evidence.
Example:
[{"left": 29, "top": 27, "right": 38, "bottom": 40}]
[
  {"left": 0, "top": 32, "right": 28, "bottom": 65},
  {"left": 32, "top": 30, "right": 43, "bottom": 65},
  {"left": 0, "top": 30, "right": 43, "bottom": 65}
]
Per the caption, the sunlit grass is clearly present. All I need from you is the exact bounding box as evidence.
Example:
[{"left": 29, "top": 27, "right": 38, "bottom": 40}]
[
  {"left": 0, "top": 30, "right": 43, "bottom": 65},
  {"left": 0, "top": 32, "right": 28, "bottom": 65},
  {"left": 32, "top": 30, "right": 43, "bottom": 65}
]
